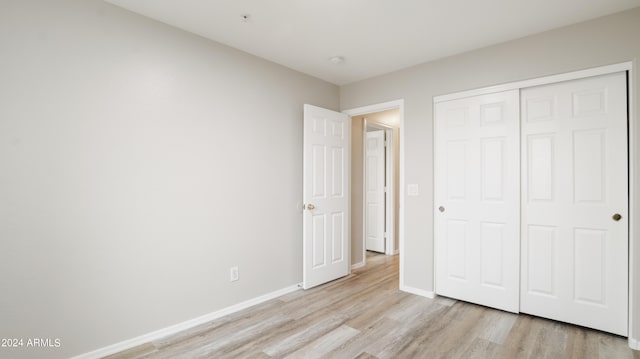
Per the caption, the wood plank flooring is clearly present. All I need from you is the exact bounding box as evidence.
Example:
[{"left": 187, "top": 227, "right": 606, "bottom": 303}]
[{"left": 107, "top": 253, "right": 638, "bottom": 359}]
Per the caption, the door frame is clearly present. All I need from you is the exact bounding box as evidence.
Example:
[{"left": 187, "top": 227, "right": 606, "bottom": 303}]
[
  {"left": 343, "top": 100, "right": 405, "bottom": 281},
  {"left": 364, "top": 120, "right": 395, "bottom": 256},
  {"left": 433, "top": 61, "right": 637, "bottom": 347}
]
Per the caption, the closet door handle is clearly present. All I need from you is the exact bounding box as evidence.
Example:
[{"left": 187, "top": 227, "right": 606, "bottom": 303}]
[
  {"left": 612, "top": 213, "right": 622, "bottom": 221},
  {"left": 438, "top": 206, "right": 445, "bottom": 213}
]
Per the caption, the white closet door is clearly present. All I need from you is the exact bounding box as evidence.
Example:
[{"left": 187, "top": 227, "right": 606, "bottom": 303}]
[
  {"left": 520, "top": 72, "right": 628, "bottom": 335},
  {"left": 435, "top": 90, "right": 520, "bottom": 313}
]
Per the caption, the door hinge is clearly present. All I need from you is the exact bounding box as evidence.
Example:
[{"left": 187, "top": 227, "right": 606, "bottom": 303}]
[
  {"left": 384, "top": 186, "right": 388, "bottom": 193},
  {"left": 384, "top": 140, "right": 388, "bottom": 147}
]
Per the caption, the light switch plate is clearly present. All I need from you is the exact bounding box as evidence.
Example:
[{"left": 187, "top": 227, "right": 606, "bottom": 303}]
[{"left": 407, "top": 184, "right": 419, "bottom": 196}]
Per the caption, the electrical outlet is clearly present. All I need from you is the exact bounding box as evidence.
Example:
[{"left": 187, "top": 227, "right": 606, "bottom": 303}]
[{"left": 230, "top": 266, "right": 239, "bottom": 282}]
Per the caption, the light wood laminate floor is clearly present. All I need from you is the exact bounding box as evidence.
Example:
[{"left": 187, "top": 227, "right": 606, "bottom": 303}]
[{"left": 108, "top": 253, "right": 638, "bottom": 359}]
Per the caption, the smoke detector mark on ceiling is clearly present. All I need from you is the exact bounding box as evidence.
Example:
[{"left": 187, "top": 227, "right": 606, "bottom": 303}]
[{"left": 329, "top": 56, "right": 344, "bottom": 65}]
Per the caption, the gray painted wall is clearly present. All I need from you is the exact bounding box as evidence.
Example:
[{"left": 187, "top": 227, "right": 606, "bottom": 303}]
[
  {"left": 3, "top": 1, "right": 640, "bottom": 357},
  {"left": 0, "top": 1, "right": 338, "bottom": 358},
  {"left": 341, "top": 6, "right": 640, "bottom": 341}
]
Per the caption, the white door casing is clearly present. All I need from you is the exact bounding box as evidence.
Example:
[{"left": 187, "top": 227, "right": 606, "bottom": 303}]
[
  {"left": 434, "top": 90, "right": 521, "bottom": 313},
  {"left": 303, "top": 104, "right": 351, "bottom": 290},
  {"left": 365, "top": 130, "right": 386, "bottom": 253},
  {"left": 520, "top": 72, "right": 628, "bottom": 336}
]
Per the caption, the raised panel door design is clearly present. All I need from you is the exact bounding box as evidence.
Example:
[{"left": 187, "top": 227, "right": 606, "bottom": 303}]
[
  {"left": 574, "top": 228, "right": 606, "bottom": 306},
  {"left": 312, "top": 214, "right": 326, "bottom": 268},
  {"left": 366, "top": 157, "right": 377, "bottom": 190},
  {"left": 331, "top": 147, "right": 344, "bottom": 197},
  {"left": 573, "top": 130, "right": 605, "bottom": 203},
  {"left": 331, "top": 213, "right": 344, "bottom": 262},
  {"left": 313, "top": 118, "right": 326, "bottom": 135},
  {"left": 480, "top": 102, "right": 504, "bottom": 126},
  {"left": 520, "top": 72, "right": 627, "bottom": 336},
  {"left": 446, "top": 107, "right": 468, "bottom": 128},
  {"left": 312, "top": 145, "right": 326, "bottom": 198},
  {"left": 331, "top": 120, "right": 344, "bottom": 139},
  {"left": 526, "top": 225, "right": 556, "bottom": 297},
  {"left": 572, "top": 88, "right": 607, "bottom": 117},
  {"left": 446, "top": 219, "right": 468, "bottom": 281},
  {"left": 303, "top": 105, "right": 350, "bottom": 289},
  {"left": 481, "top": 222, "right": 505, "bottom": 288},
  {"left": 435, "top": 89, "right": 520, "bottom": 313},
  {"left": 525, "top": 96, "right": 556, "bottom": 122},
  {"left": 446, "top": 140, "right": 467, "bottom": 200},
  {"left": 481, "top": 138, "right": 505, "bottom": 201},
  {"left": 528, "top": 135, "right": 554, "bottom": 202}
]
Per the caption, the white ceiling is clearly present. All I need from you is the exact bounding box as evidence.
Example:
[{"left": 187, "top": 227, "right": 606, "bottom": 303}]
[{"left": 105, "top": 0, "right": 640, "bottom": 85}]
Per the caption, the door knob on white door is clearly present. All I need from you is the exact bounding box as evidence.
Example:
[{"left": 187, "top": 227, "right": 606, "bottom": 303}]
[
  {"left": 305, "top": 204, "right": 316, "bottom": 210},
  {"left": 438, "top": 206, "right": 445, "bottom": 213},
  {"left": 613, "top": 213, "right": 622, "bottom": 221}
]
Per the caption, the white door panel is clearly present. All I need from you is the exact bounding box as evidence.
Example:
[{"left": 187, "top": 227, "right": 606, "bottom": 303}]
[
  {"left": 520, "top": 72, "right": 628, "bottom": 336},
  {"left": 365, "top": 130, "right": 385, "bottom": 253},
  {"left": 435, "top": 90, "right": 520, "bottom": 313},
  {"left": 303, "top": 104, "right": 350, "bottom": 290}
]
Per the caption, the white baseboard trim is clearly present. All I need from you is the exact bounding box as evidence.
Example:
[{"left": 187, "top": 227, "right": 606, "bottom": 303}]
[
  {"left": 72, "top": 283, "right": 302, "bottom": 359},
  {"left": 400, "top": 285, "right": 435, "bottom": 299},
  {"left": 351, "top": 262, "right": 365, "bottom": 269},
  {"left": 629, "top": 337, "right": 640, "bottom": 350}
]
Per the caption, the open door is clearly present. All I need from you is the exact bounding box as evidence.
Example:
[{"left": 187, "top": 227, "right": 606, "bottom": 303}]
[
  {"left": 303, "top": 104, "right": 351, "bottom": 290},
  {"left": 365, "top": 130, "right": 385, "bottom": 253}
]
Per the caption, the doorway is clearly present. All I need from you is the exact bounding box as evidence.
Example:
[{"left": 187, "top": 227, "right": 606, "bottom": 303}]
[
  {"left": 302, "top": 99, "right": 404, "bottom": 289},
  {"left": 346, "top": 105, "right": 402, "bottom": 269}
]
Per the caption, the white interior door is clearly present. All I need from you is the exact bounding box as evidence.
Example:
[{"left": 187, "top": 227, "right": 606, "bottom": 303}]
[
  {"left": 434, "top": 90, "right": 520, "bottom": 313},
  {"left": 303, "top": 104, "right": 350, "bottom": 290},
  {"left": 520, "top": 72, "right": 628, "bottom": 335},
  {"left": 366, "top": 130, "right": 386, "bottom": 253}
]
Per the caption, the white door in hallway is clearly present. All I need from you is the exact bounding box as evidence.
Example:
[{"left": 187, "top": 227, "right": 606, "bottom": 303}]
[
  {"left": 303, "top": 104, "right": 351, "bottom": 289},
  {"left": 520, "top": 72, "right": 628, "bottom": 336},
  {"left": 434, "top": 90, "right": 521, "bottom": 313},
  {"left": 365, "top": 130, "right": 386, "bottom": 253}
]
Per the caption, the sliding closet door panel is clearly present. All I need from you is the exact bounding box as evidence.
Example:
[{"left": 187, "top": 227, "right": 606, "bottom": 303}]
[
  {"left": 435, "top": 90, "right": 520, "bottom": 313},
  {"left": 520, "top": 72, "right": 628, "bottom": 336}
]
